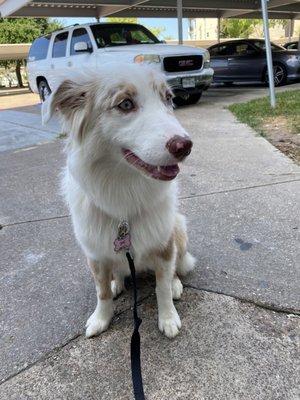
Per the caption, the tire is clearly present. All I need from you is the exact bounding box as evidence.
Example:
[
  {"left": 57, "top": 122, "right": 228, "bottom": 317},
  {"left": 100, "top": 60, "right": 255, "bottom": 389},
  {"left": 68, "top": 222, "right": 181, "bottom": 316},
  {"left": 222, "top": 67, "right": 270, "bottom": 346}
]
[
  {"left": 263, "top": 64, "right": 287, "bottom": 87},
  {"left": 173, "top": 92, "right": 202, "bottom": 107},
  {"left": 38, "top": 79, "right": 51, "bottom": 102}
]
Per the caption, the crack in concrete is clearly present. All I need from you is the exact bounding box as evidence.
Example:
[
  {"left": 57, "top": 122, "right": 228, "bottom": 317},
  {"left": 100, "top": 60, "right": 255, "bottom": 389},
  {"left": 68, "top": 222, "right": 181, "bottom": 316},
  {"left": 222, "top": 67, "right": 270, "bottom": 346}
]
[
  {"left": 0, "top": 292, "right": 153, "bottom": 387},
  {"left": 184, "top": 284, "right": 300, "bottom": 316},
  {"left": 180, "top": 178, "right": 300, "bottom": 201},
  {"left": 1, "top": 177, "right": 300, "bottom": 230},
  {"left": 1, "top": 285, "right": 298, "bottom": 388}
]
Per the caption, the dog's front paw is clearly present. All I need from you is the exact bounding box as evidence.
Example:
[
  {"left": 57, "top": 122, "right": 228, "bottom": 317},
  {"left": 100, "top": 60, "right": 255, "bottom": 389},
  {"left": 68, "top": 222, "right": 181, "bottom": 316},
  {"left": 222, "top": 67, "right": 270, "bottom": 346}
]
[
  {"left": 85, "top": 304, "right": 114, "bottom": 338},
  {"left": 158, "top": 309, "right": 182, "bottom": 339}
]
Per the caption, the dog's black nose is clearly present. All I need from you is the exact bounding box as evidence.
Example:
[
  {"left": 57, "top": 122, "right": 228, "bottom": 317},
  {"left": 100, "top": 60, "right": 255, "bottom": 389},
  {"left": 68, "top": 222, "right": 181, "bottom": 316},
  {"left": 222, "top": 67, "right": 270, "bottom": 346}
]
[{"left": 166, "top": 135, "right": 193, "bottom": 160}]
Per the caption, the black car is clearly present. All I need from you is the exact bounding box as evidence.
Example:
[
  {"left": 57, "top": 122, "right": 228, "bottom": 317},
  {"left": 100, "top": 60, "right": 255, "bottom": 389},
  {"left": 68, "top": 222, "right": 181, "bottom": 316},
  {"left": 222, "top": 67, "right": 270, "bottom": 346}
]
[
  {"left": 284, "top": 41, "right": 300, "bottom": 50},
  {"left": 208, "top": 39, "right": 300, "bottom": 86}
]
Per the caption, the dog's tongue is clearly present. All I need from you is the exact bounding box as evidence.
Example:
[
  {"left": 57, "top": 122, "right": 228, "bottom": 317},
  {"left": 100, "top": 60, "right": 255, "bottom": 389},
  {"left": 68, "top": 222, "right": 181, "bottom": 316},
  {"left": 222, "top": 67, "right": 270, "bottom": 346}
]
[{"left": 159, "top": 164, "right": 179, "bottom": 177}]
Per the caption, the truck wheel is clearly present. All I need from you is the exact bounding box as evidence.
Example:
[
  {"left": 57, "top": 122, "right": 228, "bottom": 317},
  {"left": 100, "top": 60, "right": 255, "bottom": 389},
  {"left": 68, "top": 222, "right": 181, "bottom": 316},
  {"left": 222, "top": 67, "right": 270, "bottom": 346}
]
[
  {"left": 38, "top": 79, "right": 51, "bottom": 102},
  {"left": 173, "top": 92, "right": 202, "bottom": 107}
]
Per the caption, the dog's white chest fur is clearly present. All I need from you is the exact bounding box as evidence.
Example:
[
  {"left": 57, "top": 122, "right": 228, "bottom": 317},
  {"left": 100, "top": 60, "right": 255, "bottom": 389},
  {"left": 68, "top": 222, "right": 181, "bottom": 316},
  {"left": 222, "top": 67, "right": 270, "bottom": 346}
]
[{"left": 64, "top": 164, "right": 177, "bottom": 268}]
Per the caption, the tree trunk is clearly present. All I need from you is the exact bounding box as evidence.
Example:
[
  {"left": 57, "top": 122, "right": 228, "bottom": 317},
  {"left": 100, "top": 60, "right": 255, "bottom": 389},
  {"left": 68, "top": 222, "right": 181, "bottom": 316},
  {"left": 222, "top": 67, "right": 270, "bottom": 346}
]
[{"left": 15, "top": 61, "right": 24, "bottom": 88}]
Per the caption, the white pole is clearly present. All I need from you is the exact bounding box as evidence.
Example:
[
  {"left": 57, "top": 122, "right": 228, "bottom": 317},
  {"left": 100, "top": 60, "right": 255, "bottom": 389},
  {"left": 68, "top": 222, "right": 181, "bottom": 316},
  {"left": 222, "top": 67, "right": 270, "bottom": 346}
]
[
  {"left": 217, "top": 17, "right": 221, "bottom": 43},
  {"left": 288, "top": 20, "right": 291, "bottom": 41},
  {"left": 177, "top": 0, "right": 183, "bottom": 44},
  {"left": 261, "top": 0, "right": 276, "bottom": 108}
]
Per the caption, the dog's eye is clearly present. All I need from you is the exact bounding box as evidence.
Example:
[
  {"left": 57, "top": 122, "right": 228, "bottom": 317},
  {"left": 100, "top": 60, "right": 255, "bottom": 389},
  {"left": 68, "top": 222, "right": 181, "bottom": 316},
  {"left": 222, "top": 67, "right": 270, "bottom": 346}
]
[{"left": 118, "top": 98, "right": 135, "bottom": 112}]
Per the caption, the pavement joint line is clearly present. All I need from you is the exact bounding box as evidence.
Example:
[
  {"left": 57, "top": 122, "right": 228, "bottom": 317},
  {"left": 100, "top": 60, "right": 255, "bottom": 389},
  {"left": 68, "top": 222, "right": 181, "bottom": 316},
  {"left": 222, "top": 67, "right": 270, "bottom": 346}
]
[
  {"left": 0, "top": 214, "right": 70, "bottom": 229},
  {"left": 180, "top": 178, "right": 300, "bottom": 201},
  {"left": 0, "top": 285, "right": 298, "bottom": 386},
  {"left": 184, "top": 284, "right": 300, "bottom": 316},
  {"left": 1, "top": 177, "right": 300, "bottom": 229},
  {"left": 0, "top": 292, "right": 153, "bottom": 386},
  {"left": 0, "top": 118, "right": 58, "bottom": 135}
]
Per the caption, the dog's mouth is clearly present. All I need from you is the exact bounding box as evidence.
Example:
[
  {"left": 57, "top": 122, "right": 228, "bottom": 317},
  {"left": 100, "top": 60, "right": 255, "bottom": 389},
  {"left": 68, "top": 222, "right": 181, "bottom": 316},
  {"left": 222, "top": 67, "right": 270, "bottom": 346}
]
[{"left": 122, "top": 149, "right": 179, "bottom": 181}]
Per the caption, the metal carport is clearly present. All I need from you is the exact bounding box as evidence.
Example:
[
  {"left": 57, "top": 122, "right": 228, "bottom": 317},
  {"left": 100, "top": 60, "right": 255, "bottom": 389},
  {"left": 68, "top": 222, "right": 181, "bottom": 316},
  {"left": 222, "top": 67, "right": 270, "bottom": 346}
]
[{"left": 1, "top": 0, "right": 300, "bottom": 107}]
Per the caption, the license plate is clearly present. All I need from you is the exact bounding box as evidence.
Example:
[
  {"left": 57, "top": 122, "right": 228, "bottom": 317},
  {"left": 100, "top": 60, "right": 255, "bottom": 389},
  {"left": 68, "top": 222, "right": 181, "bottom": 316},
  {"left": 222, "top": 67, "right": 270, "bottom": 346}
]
[{"left": 182, "top": 77, "right": 195, "bottom": 88}]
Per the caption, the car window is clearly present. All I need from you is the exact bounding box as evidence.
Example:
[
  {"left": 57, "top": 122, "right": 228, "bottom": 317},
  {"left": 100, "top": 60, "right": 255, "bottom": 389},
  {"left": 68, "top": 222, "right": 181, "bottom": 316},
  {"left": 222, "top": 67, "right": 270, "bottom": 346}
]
[
  {"left": 209, "top": 45, "right": 220, "bottom": 56},
  {"left": 209, "top": 44, "right": 232, "bottom": 56},
  {"left": 28, "top": 35, "right": 51, "bottom": 61},
  {"left": 70, "top": 28, "right": 92, "bottom": 55},
  {"left": 287, "top": 43, "right": 298, "bottom": 50},
  {"left": 252, "top": 40, "right": 284, "bottom": 51},
  {"left": 232, "top": 43, "right": 256, "bottom": 56},
  {"left": 52, "top": 32, "right": 69, "bottom": 58},
  {"left": 90, "top": 24, "right": 160, "bottom": 48}
]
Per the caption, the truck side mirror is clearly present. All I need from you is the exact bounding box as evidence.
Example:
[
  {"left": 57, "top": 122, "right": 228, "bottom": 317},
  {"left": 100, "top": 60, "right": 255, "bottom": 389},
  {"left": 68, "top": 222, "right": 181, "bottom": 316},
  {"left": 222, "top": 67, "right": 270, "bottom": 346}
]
[{"left": 74, "top": 42, "right": 92, "bottom": 53}]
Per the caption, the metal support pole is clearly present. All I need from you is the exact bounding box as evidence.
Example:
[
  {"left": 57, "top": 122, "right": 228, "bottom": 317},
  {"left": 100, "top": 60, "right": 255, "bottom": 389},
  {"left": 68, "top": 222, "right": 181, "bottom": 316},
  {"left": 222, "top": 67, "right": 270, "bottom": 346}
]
[
  {"left": 217, "top": 17, "right": 221, "bottom": 43},
  {"left": 177, "top": 0, "right": 183, "bottom": 44},
  {"left": 261, "top": 0, "right": 276, "bottom": 108},
  {"left": 288, "top": 19, "right": 294, "bottom": 41}
]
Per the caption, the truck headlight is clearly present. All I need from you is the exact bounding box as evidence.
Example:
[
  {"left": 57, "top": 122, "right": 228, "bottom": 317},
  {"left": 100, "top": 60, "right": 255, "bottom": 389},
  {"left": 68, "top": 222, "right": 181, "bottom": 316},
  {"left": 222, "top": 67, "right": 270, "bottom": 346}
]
[
  {"left": 203, "top": 50, "right": 210, "bottom": 68},
  {"left": 134, "top": 54, "right": 161, "bottom": 64}
]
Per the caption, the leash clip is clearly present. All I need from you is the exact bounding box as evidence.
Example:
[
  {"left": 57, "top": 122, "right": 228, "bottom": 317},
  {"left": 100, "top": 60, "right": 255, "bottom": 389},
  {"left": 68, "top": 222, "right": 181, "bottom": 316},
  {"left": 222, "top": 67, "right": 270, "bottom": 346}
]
[{"left": 114, "top": 220, "right": 131, "bottom": 253}]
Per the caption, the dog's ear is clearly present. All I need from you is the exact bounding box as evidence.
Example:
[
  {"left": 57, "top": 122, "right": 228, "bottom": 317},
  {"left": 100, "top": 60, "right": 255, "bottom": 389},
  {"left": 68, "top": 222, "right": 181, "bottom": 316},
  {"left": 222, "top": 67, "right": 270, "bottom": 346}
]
[
  {"left": 42, "top": 79, "right": 88, "bottom": 124},
  {"left": 42, "top": 79, "right": 92, "bottom": 142}
]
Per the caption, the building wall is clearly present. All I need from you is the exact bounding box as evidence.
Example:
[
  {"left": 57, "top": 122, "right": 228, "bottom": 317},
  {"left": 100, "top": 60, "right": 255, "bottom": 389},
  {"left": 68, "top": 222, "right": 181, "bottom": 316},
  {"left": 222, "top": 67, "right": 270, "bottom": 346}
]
[{"left": 188, "top": 18, "right": 300, "bottom": 41}]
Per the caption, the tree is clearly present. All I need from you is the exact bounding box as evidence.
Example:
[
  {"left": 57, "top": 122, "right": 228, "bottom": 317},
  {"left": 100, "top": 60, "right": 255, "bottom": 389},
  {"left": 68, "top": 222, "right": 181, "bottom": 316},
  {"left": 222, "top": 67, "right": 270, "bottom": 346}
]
[
  {"left": 220, "top": 19, "right": 261, "bottom": 38},
  {"left": 148, "top": 26, "right": 168, "bottom": 39},
  {"left": 0, "top": 18, "right": 63, "bottom": 87},
  {"left": 106, "top": 17, "right": 138, "bottom": 24},
  {"left": 220, "top": 18, "right": 290, "bottom": 39}
]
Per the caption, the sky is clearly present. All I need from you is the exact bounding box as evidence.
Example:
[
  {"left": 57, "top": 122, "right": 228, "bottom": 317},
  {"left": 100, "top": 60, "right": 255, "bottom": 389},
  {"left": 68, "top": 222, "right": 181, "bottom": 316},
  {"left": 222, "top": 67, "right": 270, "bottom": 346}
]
[{"left": 55, "top": 17, "right": 190, "bottom": 40}]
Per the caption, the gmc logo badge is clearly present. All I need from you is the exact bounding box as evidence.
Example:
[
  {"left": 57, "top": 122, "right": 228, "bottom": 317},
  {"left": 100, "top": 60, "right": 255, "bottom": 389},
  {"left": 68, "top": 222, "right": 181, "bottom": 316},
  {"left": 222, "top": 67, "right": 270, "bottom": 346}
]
[{"left": 179, "top": 59, "right": 194, "bottom": 67}]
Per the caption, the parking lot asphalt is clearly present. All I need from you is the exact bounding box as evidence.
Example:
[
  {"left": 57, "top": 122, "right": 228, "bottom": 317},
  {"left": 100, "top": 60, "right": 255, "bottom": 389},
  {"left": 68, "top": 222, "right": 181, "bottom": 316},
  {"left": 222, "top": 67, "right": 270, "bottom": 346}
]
[{"left": 0, "top": 84, "right": 299, "bottom": 399}]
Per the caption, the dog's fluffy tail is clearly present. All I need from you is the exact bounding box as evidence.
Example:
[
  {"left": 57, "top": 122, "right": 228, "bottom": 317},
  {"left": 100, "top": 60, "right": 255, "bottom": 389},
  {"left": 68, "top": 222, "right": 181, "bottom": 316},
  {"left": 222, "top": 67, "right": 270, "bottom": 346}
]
[{"left": 176, "top": 251, "right": 196, "bottom": 276}]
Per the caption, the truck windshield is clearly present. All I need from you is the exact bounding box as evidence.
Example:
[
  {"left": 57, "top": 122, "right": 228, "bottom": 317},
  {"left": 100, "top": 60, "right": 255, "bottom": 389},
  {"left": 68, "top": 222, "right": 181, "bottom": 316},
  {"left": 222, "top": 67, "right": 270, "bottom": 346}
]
[{"left": 90, "top": 24, "right": 160, "bottom": 47}]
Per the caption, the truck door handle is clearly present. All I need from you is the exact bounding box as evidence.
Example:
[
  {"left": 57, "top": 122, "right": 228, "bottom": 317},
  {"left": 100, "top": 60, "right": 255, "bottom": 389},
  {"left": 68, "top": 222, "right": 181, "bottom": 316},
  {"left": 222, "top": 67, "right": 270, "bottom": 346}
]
[
  {"left": 67, "top": 61, "right": 72, "bottom": 67},
  {"left": 228, "top": 58, "right": 234, "bottom": 61}
]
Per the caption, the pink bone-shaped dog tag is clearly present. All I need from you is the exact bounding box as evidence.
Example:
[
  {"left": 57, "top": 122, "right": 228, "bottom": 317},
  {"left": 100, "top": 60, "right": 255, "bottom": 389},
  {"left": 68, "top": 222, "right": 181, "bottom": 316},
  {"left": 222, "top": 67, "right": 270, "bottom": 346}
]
[
  {"left": 114, "top": 220, "right": 131, "bottom": 252},
  {"left": 114, "top": 234, "right": 131, "bottom": 252}
]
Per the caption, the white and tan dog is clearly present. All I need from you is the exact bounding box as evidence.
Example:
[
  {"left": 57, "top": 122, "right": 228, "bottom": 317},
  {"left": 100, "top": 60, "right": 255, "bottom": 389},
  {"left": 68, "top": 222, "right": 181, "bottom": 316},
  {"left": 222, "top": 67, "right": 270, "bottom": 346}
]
[{"left": 43, "top": 63, "right": 195, "bottom": 339}]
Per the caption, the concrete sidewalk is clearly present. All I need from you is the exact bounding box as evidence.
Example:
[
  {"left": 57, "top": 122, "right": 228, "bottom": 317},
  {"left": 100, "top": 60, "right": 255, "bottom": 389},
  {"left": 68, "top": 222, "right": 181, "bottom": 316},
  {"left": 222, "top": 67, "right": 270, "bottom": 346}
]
[{"left": 0, "top": 85, "right": 299, "bottom": 399}]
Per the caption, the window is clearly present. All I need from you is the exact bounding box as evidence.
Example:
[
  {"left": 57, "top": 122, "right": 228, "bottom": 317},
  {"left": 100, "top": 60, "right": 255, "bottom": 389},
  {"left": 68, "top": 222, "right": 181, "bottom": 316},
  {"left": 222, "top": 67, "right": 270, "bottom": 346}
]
[
  {"left": 70, "top": 28, "right": 92, "bottom": 55},
  {"left": 90, "top": 24, "right": 160, "bottom": 48},
  {"left": 209, "top": 44, "right": 232, "bottom": 56},
  {"left": 28, "top": 35, "right": 51, "bottom": 61},
  {"left": 209, "top": 45, "right": 221, "bottom": 56},
  {"left": 232, "top": 43, "right": 257, "bottom": 56},
  {"left": 52, "top": 32, "right": 69, "bottom": 58},
  {"left": 287, "top": 42, "right": 297, "bottom": 50},
  {"left": 252, "top": 40, "right": 284, "bottom": 52}
]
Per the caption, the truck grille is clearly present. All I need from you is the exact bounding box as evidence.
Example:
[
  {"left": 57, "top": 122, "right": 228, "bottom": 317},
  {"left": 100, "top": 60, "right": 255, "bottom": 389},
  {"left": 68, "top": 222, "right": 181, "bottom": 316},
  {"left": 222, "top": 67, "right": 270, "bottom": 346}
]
[{"left": 163, "top": 55, "right": 203, "bottom": 72}]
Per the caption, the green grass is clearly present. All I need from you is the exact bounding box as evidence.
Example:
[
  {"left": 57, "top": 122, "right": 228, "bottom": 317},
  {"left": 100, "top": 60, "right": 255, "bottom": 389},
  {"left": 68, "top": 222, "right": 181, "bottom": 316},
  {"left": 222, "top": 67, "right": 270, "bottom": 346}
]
[{"left": 228, "top": 90, "right": 300, "bottom": 136}]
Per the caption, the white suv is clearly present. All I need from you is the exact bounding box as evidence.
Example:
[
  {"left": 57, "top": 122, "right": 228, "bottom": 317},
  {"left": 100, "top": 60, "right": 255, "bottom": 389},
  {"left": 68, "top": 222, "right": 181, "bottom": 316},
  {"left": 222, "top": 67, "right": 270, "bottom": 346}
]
[{"left": 27, "top": 22, "right": 213, "bottom": 106}]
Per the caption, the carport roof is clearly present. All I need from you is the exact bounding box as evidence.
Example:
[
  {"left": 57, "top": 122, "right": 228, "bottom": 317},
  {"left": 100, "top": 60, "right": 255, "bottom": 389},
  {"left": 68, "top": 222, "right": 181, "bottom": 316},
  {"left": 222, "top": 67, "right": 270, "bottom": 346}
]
[{"left": 1, "top": 0, "right": 300, "bottom": 19}]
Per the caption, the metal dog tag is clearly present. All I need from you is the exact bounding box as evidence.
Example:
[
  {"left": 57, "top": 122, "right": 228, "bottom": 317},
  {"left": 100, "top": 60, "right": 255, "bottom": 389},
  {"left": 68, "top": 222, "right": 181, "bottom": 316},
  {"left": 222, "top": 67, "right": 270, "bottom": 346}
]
[{"left": 114, "top": 220, "right": 131, "bottom": 252}]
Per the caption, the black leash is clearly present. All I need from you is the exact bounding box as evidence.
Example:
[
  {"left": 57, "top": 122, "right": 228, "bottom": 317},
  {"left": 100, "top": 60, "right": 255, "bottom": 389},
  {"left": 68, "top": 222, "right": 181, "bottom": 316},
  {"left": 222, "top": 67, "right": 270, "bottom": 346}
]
[{"left": 126, "top": 251, "right": 145, "bottom": 400}]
